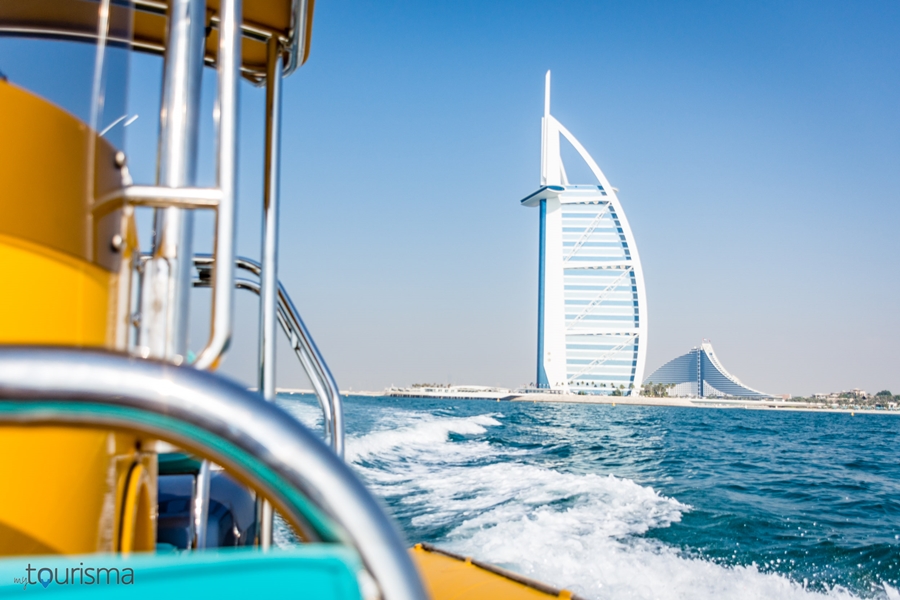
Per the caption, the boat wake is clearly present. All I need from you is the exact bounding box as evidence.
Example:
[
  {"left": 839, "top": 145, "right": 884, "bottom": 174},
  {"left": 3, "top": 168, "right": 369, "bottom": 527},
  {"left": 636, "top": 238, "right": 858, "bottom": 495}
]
[{"left": 344, "top": 409, "right": 868, "bottom": 600}]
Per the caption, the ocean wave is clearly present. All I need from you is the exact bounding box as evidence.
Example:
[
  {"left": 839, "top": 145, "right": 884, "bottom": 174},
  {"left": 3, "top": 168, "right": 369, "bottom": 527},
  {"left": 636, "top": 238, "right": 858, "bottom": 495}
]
[
  {"left": 346, "top": 409, "right": 872, "bottom": 600},
  {"left": 276, "top": 396, "right": 323, "bottom": 431},
  {"left": 446, "top": 494, "right": 861, "bottom": 600},
  {"left": 346, "top": 413, "right": 501, "bottom": 463}
]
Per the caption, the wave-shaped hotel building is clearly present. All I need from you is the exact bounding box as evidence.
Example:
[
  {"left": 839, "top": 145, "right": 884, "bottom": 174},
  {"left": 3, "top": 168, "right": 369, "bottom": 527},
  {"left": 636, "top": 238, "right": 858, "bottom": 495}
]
[
  {"left": 645, "top": 341, "right": 774, "bottom": 399},
  {"left": 520, "top": 73, "right": 647, "bottom": 396}
]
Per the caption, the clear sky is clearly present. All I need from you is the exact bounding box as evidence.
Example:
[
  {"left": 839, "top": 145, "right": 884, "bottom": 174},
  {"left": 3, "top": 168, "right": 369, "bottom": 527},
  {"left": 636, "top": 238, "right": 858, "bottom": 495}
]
[
  {"left": 139, "top": 0, "right": 900, "bottom": 396},
  {"left": 6, "top": 1, "right": 899, "bottom": 396}
]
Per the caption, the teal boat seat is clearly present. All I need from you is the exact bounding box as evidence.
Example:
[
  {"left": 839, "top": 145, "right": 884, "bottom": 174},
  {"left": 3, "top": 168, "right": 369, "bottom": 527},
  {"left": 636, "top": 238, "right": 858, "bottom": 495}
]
[
  {"left": 157, "top": 452, "right": 204, "bottom": 475},
  {"left": 0, "top": 546, "right": 363, "bottom": 598}
]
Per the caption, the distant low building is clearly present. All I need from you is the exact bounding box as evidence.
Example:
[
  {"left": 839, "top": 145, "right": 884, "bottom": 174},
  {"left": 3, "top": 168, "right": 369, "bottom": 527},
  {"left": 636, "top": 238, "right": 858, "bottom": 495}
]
[{"left": 644, "top": 340, "right": 774, "bottom": 399}]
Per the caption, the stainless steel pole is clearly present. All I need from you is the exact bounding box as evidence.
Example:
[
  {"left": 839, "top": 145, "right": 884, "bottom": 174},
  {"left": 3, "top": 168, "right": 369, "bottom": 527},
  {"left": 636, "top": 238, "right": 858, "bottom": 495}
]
[
  {"left": 192, "top": 0, "right": 241, "bottom": 371},
  {"left": 141, "top": 0, "right": 209, "bottom": 551},
  {"left": 139, "top": 0, "right": 206, "bottom": 362},
  {"left": 258, "top": 36, "right": 283, "bottom": 552},
  {"left": 192, "top": 459, "right": 211, "bottom": 548}
]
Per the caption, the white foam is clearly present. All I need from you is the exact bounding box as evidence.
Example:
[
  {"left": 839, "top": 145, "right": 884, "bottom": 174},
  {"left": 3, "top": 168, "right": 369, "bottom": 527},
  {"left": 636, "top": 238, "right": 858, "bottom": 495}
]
[
  {"left": 345, "top": 413, "right": 500, "bottom": 463},
  {"left": 346, "top": 409, "right": 868, "bottom": 600},
  {"left": 449, "top": 498, "right": 861, "bottom": 600},
  {"left": 276, "top": 396, "right": 323, "bottom": 431}
]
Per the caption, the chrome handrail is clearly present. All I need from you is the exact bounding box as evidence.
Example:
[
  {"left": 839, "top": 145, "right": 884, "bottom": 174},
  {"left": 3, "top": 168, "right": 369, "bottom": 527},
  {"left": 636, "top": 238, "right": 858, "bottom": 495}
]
[
  {"left": 100, "top": 0, "right": 241, "bottom": 370},
  {"left": 194, "top": 255, "right": 344, "bottom": 458},
  {"left": 277, "top": 281, "right": 345, "bottom": 458},
  {"left": 0, "top": 347, "right": 425, "bottom": 600},
  {"left": 191, "top": 0, "right": 241, "bottom": 371},
  {"left": 258, "top": 38, "right": 284, "bottom": 550},
  {"left": 93, "top": 185, "right": 222, "bottom": 214}
]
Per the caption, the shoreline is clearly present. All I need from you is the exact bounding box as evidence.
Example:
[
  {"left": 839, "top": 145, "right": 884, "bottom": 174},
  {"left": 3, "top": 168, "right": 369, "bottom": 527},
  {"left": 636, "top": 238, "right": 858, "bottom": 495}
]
[
  {"left": 505, "top": 393, "right": 898, "bottom": 415},
  {"left": 275, "top": 388, "right": 898, "bottom": 415}
]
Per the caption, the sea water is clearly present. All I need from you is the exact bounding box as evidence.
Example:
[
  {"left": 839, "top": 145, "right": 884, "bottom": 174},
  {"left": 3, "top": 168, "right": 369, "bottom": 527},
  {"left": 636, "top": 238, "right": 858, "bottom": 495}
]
[{"left": 276, "top": 394, "right": 900, "bottom": 600}]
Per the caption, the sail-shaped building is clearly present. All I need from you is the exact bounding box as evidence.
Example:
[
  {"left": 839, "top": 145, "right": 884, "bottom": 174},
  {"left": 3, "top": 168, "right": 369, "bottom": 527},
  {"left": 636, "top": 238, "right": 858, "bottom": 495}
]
[
  {"left": 520, "top": 72, "right": 647, "bottom": 396},
  {"left": 644, "top": 340, "right": 774, "bottom": 399}
]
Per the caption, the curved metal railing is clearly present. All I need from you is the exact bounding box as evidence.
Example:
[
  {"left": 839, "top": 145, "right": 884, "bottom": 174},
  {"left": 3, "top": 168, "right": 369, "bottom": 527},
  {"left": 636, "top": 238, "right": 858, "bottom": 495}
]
[
  {"left": 193, "top": 255, "right": 344, "bottom": 458},
  {"left": 0, "top": 346, "right": 425, "bottom": 600}
]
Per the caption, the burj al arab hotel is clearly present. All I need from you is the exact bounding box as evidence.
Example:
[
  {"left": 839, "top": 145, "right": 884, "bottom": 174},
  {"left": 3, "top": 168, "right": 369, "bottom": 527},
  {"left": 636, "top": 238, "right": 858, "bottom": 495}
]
[{"left": 520, "top": 72, "right": 647, "bottom": 395}]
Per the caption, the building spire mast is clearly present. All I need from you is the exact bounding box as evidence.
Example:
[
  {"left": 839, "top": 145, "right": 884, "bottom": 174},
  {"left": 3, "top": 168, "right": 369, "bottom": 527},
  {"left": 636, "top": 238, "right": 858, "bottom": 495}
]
[
  {"left": 544, "top": 70, "right": 551, "bottom": 118},
  {"left": 541, "top": 70, "right": 550, "bottom": 185},
  {"left": 541, "top": 71, "right": 563, "bottom": 186}
]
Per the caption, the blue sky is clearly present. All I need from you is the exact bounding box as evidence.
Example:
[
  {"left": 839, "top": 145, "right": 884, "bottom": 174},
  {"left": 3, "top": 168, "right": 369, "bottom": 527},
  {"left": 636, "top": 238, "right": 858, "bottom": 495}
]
[
  {"left": 132, "top": 0, "right": 900, "bottom": 395},
  {"left": 6, "top": 1, "right": 899, "bottom": 395}
]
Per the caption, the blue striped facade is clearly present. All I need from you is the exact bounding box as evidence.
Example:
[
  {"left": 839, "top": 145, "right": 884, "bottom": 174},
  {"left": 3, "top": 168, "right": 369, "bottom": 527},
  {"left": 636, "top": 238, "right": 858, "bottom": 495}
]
[
  {"left": 562, "top": 200, "right": 640, "bottom": 393},
  {"left": 644, "top": 343, "right": 773, "bottom": 399}
]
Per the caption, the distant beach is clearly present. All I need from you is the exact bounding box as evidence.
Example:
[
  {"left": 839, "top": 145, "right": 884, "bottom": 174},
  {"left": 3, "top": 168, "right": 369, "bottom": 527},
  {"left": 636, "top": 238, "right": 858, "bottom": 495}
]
[
  {"left": 504, "top": 393, "right": 899, "bottom": 415},
  {"left": 276, "top": 388, "right": 898, "bottom": 415}
]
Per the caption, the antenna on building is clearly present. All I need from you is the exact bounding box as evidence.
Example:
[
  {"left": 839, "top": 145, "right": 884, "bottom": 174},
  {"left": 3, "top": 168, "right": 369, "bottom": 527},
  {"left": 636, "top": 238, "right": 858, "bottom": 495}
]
[
  {"left": 544, "top": 70, "right": 551, "bottom": 118},
  {"left": 541, "top": 70, "right": 563, "bottom": 186},
  {"left": 541, "top": 71, "right": 551, "bottom": 185}
]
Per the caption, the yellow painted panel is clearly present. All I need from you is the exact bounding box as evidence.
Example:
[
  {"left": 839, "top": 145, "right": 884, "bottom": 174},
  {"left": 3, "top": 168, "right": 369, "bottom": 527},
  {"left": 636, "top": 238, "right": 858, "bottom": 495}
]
[
  {"left": 0, "top": 427, "right": 152, "bottom": 556},
  {"left": 0, "top": 235, "right": 111, "bottom": 347},
  {"left": 119, "top": 459, "right": 158, "bottom": 553},
  {"left": 0, "top": 80, "right": 89, "bottom": 262},
  {"left": 411, "top": 546, "right": 565, "bottom": 600},
  {"left": 0, "top": 79, "right": 126, "bottom": 273}
]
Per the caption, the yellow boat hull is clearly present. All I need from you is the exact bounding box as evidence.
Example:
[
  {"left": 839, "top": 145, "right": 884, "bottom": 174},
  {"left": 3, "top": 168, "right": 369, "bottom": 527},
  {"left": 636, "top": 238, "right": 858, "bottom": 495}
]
[{"left": 411, "top": 543, "right": 578, "bottom": 600}]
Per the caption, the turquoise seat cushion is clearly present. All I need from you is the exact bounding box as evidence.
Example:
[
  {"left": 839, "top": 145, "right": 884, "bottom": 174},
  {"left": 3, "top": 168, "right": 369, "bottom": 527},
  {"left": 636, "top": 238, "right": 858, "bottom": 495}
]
[{"left": 0, "top": 546, "right": 363, "bottom": 598}]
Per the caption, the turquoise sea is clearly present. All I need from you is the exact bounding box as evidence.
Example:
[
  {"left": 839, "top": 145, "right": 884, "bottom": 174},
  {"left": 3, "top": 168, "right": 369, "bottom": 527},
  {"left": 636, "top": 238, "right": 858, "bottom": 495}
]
[{"left": 277, "top": 395, "right": 900, "bottom": 600}]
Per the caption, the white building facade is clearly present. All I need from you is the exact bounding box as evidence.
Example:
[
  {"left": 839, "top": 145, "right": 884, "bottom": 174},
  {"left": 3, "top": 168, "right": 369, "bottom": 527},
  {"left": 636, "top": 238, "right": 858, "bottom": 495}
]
[
  {"left": 644, "top": 341, "right": 774, "bottom": 399},
  {"left": 520, "top": 72, "right": 647, "bottom": 395}
]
